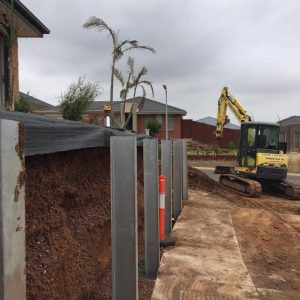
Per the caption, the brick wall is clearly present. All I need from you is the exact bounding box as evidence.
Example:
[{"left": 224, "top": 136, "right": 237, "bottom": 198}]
[
  {"left": 138, "top": 114, "right": 182, "bottom": 139},
  {"left": 11, "top": 39, "right": 19, "bottom": 104},
  {"left": 181, "top": 119, "right": 239, "bottom": 148}
]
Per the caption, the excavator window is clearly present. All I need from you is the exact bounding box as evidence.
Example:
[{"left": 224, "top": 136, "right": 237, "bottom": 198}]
[
  {"left": 246, "top": 127, "right": 256, "bottom": 166},
  {"left": 257, "top": 126, "right": 279, "bottom": 151}
]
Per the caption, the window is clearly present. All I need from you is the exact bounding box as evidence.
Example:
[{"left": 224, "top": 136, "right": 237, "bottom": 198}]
[
  {"left": 257, "top": 126, "right": 279, "bottom": 150},
  {"left": 144, "top": 115, "right": 152, "bottom": 128},
  {"left": 247, "top": 127, "right": 256, "bottom": 148},
  {"left": 156, "top": 115, "right": 162, "bottom": 126},
  {"left": 167, "top": 115, "right": 174, "bottom": 130},
  {"left": 279, "top": 132, "right": 286, "bottom": 143},
  {"left": 295, "top": 132, "right": 300, "bottom": 149}
]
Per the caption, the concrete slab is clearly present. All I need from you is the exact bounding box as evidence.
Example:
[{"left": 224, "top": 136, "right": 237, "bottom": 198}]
[{"left": 151, "top": 193, "right": 259, "bottom": 300}]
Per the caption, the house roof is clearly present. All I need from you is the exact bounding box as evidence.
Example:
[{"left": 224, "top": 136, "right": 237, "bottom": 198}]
[
  {"left": 278, "top": 115, "right": 300, "bottom": 126},
  {"left": 0, "top": 0, "right": 50, "bottom": 37},
  {"left": 39, "top": 97, "right": 187, "bottom": 115},
  {"left": 197, "top": 116, "right": 240, "bottom": 130},
  {"left": 20, "top": 92, "right": 55, "bottom": 111}
]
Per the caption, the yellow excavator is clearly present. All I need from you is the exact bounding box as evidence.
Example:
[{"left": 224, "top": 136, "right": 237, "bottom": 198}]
[{"left": 214, "top": 87, "right": 300, "bottom": 199}]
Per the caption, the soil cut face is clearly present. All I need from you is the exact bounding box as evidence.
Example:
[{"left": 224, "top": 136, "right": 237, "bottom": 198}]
[
  {"left": 26, "top": 147, "right": 151, "bottom": 300},
  {"left": 188, "top": 166, "right": 300, "bottom": 299}
]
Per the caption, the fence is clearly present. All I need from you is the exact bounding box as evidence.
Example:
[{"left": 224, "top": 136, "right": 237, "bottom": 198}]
[
  {"left": 181, "top": 119, "right": 239, "bottom": 148},
  {"left": 111, "top": 137, "right": 188, "bottom": 300},
  {"left": 0, "top": 114, "right": 188, "bottom": 300}
]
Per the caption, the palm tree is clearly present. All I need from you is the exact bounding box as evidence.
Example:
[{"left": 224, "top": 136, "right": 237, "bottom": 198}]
[
  {"left": 123, "top": 58, "right": 154, "bottom": 128},
  {"left": 82, "top": 17, "right": 156, "bottom": 117},
  {"left": 114, "top": 57, "right": 134, "bottom": 102}
]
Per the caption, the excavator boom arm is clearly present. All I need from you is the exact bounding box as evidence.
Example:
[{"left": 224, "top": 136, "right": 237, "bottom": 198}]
[{"left": 214, "top": 87, "right": 252, "bottom": 138}]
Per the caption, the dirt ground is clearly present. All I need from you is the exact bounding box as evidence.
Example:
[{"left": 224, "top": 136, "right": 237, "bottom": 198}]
[
  {"left": 25, "top": 147, "right": 153, "bottom": 300},
  {"left": 189, "top": 167, "right": 300, "bottom": 298}
]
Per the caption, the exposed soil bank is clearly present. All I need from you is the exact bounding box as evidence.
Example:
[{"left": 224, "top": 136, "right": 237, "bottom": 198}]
[{"left": 26, "top": 147, "right": 147, "bottom": 300}]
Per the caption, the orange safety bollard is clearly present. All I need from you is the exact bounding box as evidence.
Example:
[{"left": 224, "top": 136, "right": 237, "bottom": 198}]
[{"left": 159, "top": 175, "right": 165, "bottom": 241}]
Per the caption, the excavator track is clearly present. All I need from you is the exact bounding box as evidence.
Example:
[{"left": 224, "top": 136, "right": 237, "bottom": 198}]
[
  {"left": 219, "top": 174, "right": 262, "bottom": 197},
  {"left": 259, "top": 180, "right": 300, "bottom": 200}
]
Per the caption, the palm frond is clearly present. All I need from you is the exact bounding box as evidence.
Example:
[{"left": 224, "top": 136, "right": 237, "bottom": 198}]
[
  {"left": 127, "top": 57, "right": 135, "bottom": 76},
  {"left": 82, "top": 16, "right": 117, "bottom": 44},
  {"left": 137, "top": 85, "right": 147, "bottom": 111},
  {"left": 120, "top": 88, "right": 127, "bottom": 100},
  {"left": 135, "top": 66, "right": 148, "bottom": 82},
  {"left": 113, "top": 68, "right": 125, "bottom": 87},
  {"left": 139, "top": 80, "right": 154, "bottom": 98},
  {"left": 123, "top": 43, "right": 156, "bottom": 54},
  {"left": 125, "top": 73, "right": 133, "bottom": 89}
]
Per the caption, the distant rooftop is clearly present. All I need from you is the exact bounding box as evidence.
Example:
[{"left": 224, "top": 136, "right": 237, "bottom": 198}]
[
  {"left": 278, "top": 115, "right": 300, "bottom": 126},
  {"left": 197, "top": 116, "right": 240, "bottom": 130},
  {"left": 34, "top": 97, "right": 187, "bottom": 115},
  {"left": 20, "top": 92, "right": 55, "bottom": 111}
]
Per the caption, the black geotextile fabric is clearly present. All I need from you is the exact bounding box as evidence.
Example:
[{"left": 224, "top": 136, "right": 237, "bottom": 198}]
[{"left": 0, "top": 110, "right": 150, "bottom": 157}]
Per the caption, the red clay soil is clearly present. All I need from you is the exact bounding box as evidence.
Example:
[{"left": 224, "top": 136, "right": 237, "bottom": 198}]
[
  {"left": 26, "top": 147, "right": 148, "bottom": 300},
  {"left": 189, "top": 166, "right": 300, "bottom": 298},
  {"left": 188, "top": 166, "right": 221, "bottom": 192}
]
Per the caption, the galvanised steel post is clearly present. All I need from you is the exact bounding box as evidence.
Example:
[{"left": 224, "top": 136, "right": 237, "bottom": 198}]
[
  {"left": 111, "top": 136, "right": 138, "bottom": 300},
  {"left": 173, "top": 140, "right": 183, "bottom": 219},
  {"left": 0, "top": 120, "right": 26, "bottom": 300},
  {"left": 161, "top": 140, "right": 172, "bottom": 234},
  {"left": 143, "top": 139, "right": 159, "bottom": 278},
  {"left": 163, "top": 85, "right": 168, "bottom": 140}
]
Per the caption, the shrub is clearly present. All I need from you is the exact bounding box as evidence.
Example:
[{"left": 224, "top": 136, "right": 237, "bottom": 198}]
[
  {"left": 14, "top": 93, "right": 35, "bottom": 113},
  {"left": 59, "top": 76, "right": 100, "bottom": 121},
  {"left": 146, "top": 119, "right": 161, "bottom": 137}
]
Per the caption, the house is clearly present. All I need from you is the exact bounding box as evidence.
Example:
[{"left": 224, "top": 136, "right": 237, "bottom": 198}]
[
  {"left": 19, "top": 92, "right": 54, "bottom": 111},
  {"left": 0, "top": 0, "right": 49, "bottom": 109},
  {"left": 278, "top": 115, "right": 300, "bottom": 152},
  {"left": 35, "top": 97, "right": 187, "bottom": 139}
]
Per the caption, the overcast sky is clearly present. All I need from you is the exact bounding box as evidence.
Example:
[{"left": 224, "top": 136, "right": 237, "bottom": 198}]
[{"left": 19, "top": 0, "right": 300, "bottom": 122}]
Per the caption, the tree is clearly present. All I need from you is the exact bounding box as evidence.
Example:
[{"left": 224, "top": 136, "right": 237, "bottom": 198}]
[
  {"left": 59, "top": 76, "right": 100, "bottom": 121},
  {"left": 82, "top": 17, "right": 156, "bottom": 117},
  {"left": 113, "top": 57, "right": 134, "bottom": 103},
  {"left": 14, "top": 92, "right": 35, "bottom": 113},
  {"left": 146, "top": 119, "right": 161, "bottom": 137},
  {"left": 114, "top": 57, "right": 154, "bottom": 129}
]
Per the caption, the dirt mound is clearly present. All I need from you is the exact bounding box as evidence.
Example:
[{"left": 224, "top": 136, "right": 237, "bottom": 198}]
[
  {"left": 188, "top": 166, "right": 222, "bottom": 192},
  {"left": 26, "top": 147, "right": 146, "bottom": 300}
]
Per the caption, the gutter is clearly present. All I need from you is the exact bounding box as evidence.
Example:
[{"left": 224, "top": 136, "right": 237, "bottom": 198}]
[{"left": 1, "top": 0, "right": 50, "bottom": 34}]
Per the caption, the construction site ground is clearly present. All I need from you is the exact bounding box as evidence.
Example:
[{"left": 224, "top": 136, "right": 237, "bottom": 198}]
[{"left": 152, "top": 167, "right": 300, "bottom": 299}]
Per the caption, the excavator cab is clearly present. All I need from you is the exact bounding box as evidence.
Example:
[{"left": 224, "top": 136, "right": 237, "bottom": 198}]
[{"left": 236, "top": 122, "right": 288, "bottom": 180}]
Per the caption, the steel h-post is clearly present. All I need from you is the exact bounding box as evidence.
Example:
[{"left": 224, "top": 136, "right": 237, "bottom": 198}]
[
  {"left": 0, "top": 120, "right": 26, "bottom": 300},
  {"left": 173, "top": 140, "right": 183, "bottom": 219},
  {"left": 111, "top": 136, "right": 138, "bottom": 300},
  {"left": 182, "top": 140, "right": 188, "bottom": 200},
  {"left": 143, "top": 139, "right": 159, "bottom": 278}
]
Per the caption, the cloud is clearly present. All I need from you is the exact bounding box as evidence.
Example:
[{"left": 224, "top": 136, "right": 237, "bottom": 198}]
[{"left": 19, "top": 0, "right": 300, "bottom": 121}]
